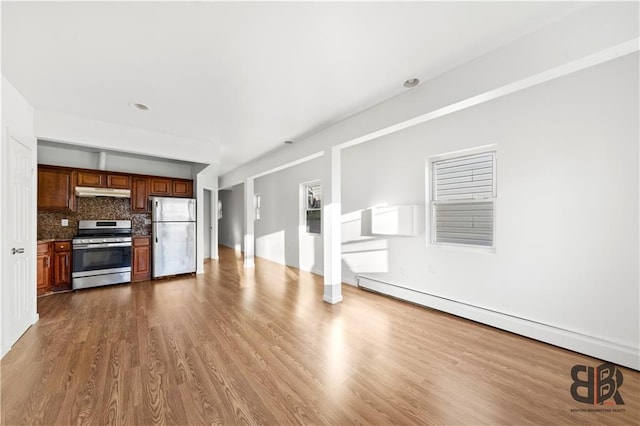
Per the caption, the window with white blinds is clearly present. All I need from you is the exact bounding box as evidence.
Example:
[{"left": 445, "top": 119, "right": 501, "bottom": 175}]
[{"left": 431, "top": 151, "right": 496, "bottom": 247}]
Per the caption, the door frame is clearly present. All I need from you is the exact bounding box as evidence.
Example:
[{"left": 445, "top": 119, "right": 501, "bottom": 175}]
[{"left": 203, "top": 186, "right": 218, "bottom": 260}]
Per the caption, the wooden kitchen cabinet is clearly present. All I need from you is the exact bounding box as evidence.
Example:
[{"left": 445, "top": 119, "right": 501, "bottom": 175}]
[
  {"left": 131, "top": 177, "right": 149, "bottom": 212},
  {"left": 107, "top": 174, "right": 131, "bottom": 189},
  {"left": 38, "top": 166, "right": 76, "bottom": 211},
  {"left": 149, "top": 177, "right": 171, "bottom": 196},
  {"left": 77, "top": 171, "right": 130, "bottom": 190},
  {"left": 37, "top": 242, "right": 53, "bottom": 296},
  {"left": 76, "top": 170, "right": 105, "bottom": 187},
  {"left": 149, "top": 177, "right": 193, "bottom": 197},
  {"left": 52, "top": 241, "right": 72, "bottom": 291},
  {"left": 38, "top": 164, "right": 193, "bottom": 213},
  {"left": 132, "top": 236, "right": 151, "bottom": 282},
  {"left": 172, "top": 179, "right": 193, "bottom": 197}
]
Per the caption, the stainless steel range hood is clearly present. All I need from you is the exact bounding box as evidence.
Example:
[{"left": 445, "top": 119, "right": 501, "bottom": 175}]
[{"left": 75, "top": 186, "right": 131, "bottom": 198}]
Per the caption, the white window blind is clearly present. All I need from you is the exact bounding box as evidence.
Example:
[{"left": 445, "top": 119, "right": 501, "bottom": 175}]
[
  {"left": 433, "top": 153, "right": 495, "bottom": 201},
  {"left": 431, "top": 152, "right": 496, "bottom": 247}
]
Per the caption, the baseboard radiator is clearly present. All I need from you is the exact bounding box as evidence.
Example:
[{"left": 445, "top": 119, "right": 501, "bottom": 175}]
[{"left": 356, "top": 275, "right": 639, "bottom": 371}]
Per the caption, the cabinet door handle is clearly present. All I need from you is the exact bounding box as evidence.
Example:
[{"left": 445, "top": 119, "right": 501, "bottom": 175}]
[{"left": 46, "top": 256, "right": 50, "bottom": 267}]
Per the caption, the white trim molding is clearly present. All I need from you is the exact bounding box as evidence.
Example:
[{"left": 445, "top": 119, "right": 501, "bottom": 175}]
[{"left": 357, "top": 275, "right": 640, "bottom": 370}]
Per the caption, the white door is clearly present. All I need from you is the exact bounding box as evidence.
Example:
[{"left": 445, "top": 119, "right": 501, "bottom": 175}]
[{"left": 2, "top": 133, "right": 35, "bottom": 355}]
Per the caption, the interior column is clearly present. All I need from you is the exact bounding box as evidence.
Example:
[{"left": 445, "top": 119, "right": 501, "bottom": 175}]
[
  {"left": 322, "top": 147, "right": 342, "bottom": 304},
  {"left": 243, "top": 177, "right": 255, "bottom": 268}
]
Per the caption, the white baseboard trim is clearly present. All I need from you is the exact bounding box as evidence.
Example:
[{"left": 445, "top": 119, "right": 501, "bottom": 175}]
[
  {"left": 310, "top": 267, "right": 324, "bottom": 277},
  {"left": 357, "top": 275, "right": 639, "bottom": 371},
  {"left": 305, "top": 268, "right": 358, "bottom": 288},
  {"left": 342, "top": 276, "right": 358, "bottom": 287}
]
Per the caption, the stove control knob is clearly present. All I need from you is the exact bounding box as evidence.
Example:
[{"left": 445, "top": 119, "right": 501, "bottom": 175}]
[{"left": 103, "top": 239, "right": 107, "bottom": 242}]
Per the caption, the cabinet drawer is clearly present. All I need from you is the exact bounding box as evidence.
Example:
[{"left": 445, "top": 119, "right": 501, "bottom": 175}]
[
  {"left": 133, "top": 236, "right": 150, "bottom": 247},
  {"left": 53, "top": 241, "right": 71, "bottom": 252}
]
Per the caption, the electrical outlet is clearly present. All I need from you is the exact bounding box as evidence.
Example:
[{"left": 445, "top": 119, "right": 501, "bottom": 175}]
[
  {"left": 144, "top": 218, "right": 151, "bottom": 225},
  {"left": 61, "top": 219, "right": 69, "bottom": 227}
]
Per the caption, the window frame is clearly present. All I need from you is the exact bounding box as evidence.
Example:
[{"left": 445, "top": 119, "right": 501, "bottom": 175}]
[
  {"left": 301, "top": 181, "right": 322, "bottom": 236},
  {"left": 427, "top": 146, "right": 497, "bottom": 250}
]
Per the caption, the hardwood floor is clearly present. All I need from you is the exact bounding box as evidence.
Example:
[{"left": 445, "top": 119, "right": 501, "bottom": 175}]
[{"left": 2, "top": 245, "right": 638, "bottom": 425}]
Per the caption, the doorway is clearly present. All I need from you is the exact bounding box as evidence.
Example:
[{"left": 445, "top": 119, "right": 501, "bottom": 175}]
[
  {"left": 203, "top": 188, "right": 218, "bottom": 260},
  {"left": 203, "top": 189, "right": 212, "bottom": 259}
]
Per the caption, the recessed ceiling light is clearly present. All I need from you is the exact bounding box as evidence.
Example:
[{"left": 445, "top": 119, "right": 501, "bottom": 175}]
[
  {"left": 403, "top": 78, "right": 420, "bottom": 88},
  {"left": 129, "top": 102, "right": 150, "bottom": 111},
  {"left": 284, "top": 140, "right": 293, "bottom": 145}
]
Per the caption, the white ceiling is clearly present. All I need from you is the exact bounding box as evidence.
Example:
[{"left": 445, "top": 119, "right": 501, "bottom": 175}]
[{"left": 2, "top": 2, "right": 583, "bottom": 175}]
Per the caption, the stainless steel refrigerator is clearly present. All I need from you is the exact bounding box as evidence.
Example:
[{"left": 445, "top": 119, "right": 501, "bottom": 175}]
[{"left": 151, "top": 196, "right": 196, "bottom": 278}]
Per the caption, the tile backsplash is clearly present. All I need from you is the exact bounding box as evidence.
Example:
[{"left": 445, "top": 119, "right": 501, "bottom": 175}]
[{"left": 38, "top": 197, "right": 151, "bottom": 239}]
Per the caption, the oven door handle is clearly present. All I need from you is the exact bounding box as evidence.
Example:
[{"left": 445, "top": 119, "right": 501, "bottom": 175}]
[{"left": 73, "top": 242, "right": 132, "bottom": 250}]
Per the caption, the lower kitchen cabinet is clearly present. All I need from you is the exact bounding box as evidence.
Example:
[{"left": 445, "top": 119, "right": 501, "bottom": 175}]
[
  {"left": 37, "top": 240, "right": 72, "bottom": 295},
  {"left": 132, "top": 236, "right": 151, "bottom": 282},
  {"left": 53, "top": 241, "right": 72, "bottom": 291},
  {"left": 37, "top": 242, "right": 53, "bottom": 296}
]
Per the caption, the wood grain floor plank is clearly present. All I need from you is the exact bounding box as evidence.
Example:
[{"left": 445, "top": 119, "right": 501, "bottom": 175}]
[{"left": 2, "top": 245, "right": 638, "bottom": 425}]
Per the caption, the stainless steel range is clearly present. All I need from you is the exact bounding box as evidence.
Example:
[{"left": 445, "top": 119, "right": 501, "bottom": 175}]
[{"left": 72, "top": 220, "right": 132, "bottom": 290}]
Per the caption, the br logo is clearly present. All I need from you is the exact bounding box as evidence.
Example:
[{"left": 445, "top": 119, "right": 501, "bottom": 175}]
[{"left": 570, "top": 362, "right": 624, "bottom": 405}]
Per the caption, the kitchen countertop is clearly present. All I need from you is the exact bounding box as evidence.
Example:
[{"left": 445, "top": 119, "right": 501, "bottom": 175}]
[{"left": 38, "top": 238, "right": 72, "bottom": 244}]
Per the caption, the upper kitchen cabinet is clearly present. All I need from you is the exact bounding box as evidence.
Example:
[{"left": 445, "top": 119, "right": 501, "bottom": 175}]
[
  {"left": 131, "top": 177, "right": 149, "bottom": 212},
  {"left": 76, "top": 170, "right": 105, "bottom": 187},
  {"left": 77, "top": 170, "right": 131, "bottom": 189},
  {"left": 149, "top": 177, "right": 171, "bottom": 196},
  {"left": 107, "top": 174, "right": 131, "bottom": 189},
  {"left": 38, "top": 166, "right": 76, "bottom": 211},
  {"left": 172, "top": 179, "right": 193, "bottom": 197},
  {"left": 149, "top": 177, "right": 193, "bottom": 198}
]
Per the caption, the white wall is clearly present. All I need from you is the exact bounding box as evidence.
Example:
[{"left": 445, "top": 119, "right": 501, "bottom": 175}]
[
  {"left": 1, "top": 75, "right": 38, "bottom": 357},
  {"left": 218, "top": 183, "right": 245, "bottom": 251},
  {"left": 342, "top": 52, "right": 638, "bottom": 361},
  {"left": 38, "top": 142, "right": 194, "bottom": 178},
  {"left": 254, "top": 157, "right": 323, "bottom": 274}
]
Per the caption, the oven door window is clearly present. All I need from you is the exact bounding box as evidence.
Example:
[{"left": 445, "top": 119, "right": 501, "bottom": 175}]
[{"left": 73, "top": 246, "right": 132, "bottom": 273}]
